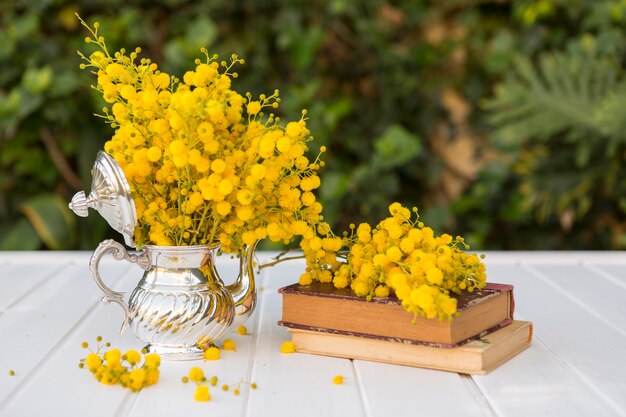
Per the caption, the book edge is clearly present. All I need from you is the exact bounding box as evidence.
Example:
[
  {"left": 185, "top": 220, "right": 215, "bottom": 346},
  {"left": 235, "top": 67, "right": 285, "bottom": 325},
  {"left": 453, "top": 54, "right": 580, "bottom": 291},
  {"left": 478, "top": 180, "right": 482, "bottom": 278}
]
[
  {"left": 278, "top": 318, "right": 514, "bottom": 348},
  {"left": 289, "top": 320, "right": 533, "bottom": 375}
]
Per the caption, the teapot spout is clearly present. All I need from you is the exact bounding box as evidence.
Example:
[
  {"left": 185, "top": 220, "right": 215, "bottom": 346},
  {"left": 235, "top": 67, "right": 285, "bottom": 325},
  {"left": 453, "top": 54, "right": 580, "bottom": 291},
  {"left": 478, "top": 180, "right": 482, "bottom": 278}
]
[{"left": 226, "top": 240, "right": 259, "bottom": 326}]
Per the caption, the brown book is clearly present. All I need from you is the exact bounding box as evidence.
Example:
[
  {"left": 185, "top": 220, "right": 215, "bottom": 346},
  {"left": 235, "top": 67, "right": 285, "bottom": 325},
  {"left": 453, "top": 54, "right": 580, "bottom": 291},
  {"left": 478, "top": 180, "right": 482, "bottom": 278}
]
[
  {"left": 288, "top": 320, "right": 533, "bottom": 375},
  {"left": 279, "top": 282, "right": 514, "bottom": 347}
]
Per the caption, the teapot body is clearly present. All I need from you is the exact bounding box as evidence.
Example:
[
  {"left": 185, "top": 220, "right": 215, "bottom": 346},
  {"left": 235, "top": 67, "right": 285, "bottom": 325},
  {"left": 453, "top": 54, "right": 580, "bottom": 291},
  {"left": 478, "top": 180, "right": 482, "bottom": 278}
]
[
  {"left": 89, "top": 240, "right": 256, "bottom": 360},
  {"left": 127, "top": 245, "right": 235, "bottom": 358}
]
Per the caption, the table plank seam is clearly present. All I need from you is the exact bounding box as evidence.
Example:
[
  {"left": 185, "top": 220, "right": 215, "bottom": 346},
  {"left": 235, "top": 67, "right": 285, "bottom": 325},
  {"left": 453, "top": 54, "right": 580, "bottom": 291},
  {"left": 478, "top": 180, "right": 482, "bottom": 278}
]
[
  {"left": 352, "top": 361, "right": 373, "bottom": 417},
  {"left": 584, "top": 264, "right": 626, "bottom": 292},
  {"left": 460, "top": 374, "right": 499, "bottom": 417},
  {"left": 533, "top": 337, "right": 626, "bottom": 416},
  {"left": 240, "top": 272, "right": 270, "bottom": 417},
  {"left": 522, "top": 264, "right": 626, "bottom": 339},
  {"left": 0, "top": 299, "right": 104, "bottom": 415},
  {"left": 114, "top": 389, "right": 138, "bottom": 417},
  {"left": 0, "top": 263, "right": 69, "bottom": 318}
]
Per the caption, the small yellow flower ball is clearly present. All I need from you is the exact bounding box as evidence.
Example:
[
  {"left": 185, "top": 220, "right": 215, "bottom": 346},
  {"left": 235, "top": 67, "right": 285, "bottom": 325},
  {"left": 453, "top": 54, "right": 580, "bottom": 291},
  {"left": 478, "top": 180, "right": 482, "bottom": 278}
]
[
  {"left": 374, "top": 285, "right": 390, "bottom": 298},
  {"left": 189, "top": 366, "right": 205, "bottom": 382},
  {"left": 146, "top": 146, "right": 162, "bottom": 162},
  {"left": 128, "top": 368, "right": 146, "bottom": 391},
  {"left": 194, "top": 385, "right": 211, "bottom": 402},
  {"left": 299, "top": 272, "right": 313, "bottom": 286},
  {"left": 222, "top": 339, "right": 237, "bottom": 351},
  {"left": 279, "top": 341, "right": 296, "bottom": 354},
  {"left": 247, "top": 101, "right": 262, "bottom": 115},
  {"left": 285, "top": 121, "right": 302, "bottom": 138},
  {"left": 85, "top": 353, "right": 103, "bottom": 372},
  {"left": 332, "top": 375, "right": 344, "bottom": 385},
  {"left": 104, "top": 348, "right": 121, "bottom": 368},
  {"left": 145, "top": 368, "right": 160, "bottom": 386},
  {"left": 144, "top": 353, "right": 161, "bottom": 369},
  {"left": 204, "top": 346, "right": 221, "bottom": 361},
  {"left": 124, "top": 350, "right": 141, "bottom": 365},
  {"left": 425, "top": 267, "right": 444, "bottom": 285},
  {"left": 237, "top": 325, "right": 248, "bottom": 336},
  {"left": 386, "top": 246, "right": 403, "bottom": 262}
]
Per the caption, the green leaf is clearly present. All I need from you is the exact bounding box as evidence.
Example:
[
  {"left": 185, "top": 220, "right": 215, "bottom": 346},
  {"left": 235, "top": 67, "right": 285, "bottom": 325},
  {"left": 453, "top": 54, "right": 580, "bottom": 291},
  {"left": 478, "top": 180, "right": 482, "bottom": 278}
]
[
  {"left": 186, "top": 17, "right": 218, "bottom": 49},
  {"left": 323, "top": 97, "right": 353, "bottom": 131},
  {"left": 12, "top": 13, "right": 40, "bottom": 39},
  {"left": 0, "top": 30, "right": 15, "bottom": 60},
  {"left": 0, "top": 218, "right": 41, "bottom": 250},
  {"left": 373, "top": 124, "right": 422, "bottom": 169},
  {"left": 486, "top": 52, "right": 621, "bottom": 145},
  {"left": 291, "top": 26, "right": 324, "bottom": 70},
  {"left": 20, "top": 194, "right": 76, "bottom": 250},
  {"left": 22, "top": 66, "right": 53, "bottom": 94},
  {"left": 320, "top": 171, "right": 350, "bottom": 201},
  {"left": 48, "top": 70, "right": 81, "bottom": 98},
  {"left": 0, "top": 88, "right": 21, "bottom": 117}
]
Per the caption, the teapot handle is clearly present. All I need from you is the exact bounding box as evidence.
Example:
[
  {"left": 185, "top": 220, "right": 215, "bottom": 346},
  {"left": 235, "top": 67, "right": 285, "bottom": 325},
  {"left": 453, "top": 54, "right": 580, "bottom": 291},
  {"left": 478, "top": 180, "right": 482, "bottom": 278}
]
[
  {"left": 227, "top": 240, "right": 259, "bottom": 326},
  {"left": 89, "top": 239, "right": 150, "bottom": 333}
]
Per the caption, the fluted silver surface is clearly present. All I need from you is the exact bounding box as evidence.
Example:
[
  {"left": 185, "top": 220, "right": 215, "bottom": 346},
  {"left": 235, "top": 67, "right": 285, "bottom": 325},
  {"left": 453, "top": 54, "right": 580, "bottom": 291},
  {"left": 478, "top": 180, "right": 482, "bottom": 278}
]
[
  {"left": 89, "top": 243, "right": 262, "bottom": 360},
  {"left": 128, "top": 280, "right": 234, "bottom": 352},
  {"left": 127, "top": 245, "right": 236, "bottom": 359}
]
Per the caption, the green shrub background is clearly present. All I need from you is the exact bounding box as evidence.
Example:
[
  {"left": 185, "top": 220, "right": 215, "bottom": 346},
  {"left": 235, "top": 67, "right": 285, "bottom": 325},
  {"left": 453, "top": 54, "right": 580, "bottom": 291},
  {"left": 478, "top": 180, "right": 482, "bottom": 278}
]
[{"left": 1, "top": 0, "right": 625, "bottom": 250}]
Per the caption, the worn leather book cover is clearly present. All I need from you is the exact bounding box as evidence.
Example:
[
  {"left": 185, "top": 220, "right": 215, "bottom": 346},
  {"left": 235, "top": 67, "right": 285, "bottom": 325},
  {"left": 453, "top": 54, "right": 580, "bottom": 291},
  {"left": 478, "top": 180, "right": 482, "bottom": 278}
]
[
  {"left": 278, "top": 282, "right": 514, "bottom": 347},
  {"left": 288, "top": 320, "right": 533, "bottom": 375}
]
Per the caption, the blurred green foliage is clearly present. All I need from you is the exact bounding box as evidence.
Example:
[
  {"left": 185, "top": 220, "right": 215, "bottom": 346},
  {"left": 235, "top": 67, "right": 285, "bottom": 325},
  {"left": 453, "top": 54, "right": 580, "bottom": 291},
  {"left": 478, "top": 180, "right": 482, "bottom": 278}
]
[{"left": 1, "top": 0, "right": 625, "bottom": 250}]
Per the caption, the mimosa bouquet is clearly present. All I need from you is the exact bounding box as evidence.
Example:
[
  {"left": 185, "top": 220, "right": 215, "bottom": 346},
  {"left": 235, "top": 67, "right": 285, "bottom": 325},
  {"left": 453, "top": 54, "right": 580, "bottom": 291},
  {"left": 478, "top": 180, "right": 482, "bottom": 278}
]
[{"left": 77, "top": 16, "right": 486, "bottom": 322}]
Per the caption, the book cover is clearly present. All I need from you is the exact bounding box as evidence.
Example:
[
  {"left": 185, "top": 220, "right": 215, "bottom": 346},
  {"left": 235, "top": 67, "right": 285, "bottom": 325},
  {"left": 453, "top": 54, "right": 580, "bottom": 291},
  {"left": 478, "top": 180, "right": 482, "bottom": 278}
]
[
  {"left": 288, "top": 320, "right": 533, "bottom": 375},
  {"left": 278, "top": 282, "right": 514, "bottom": 347}
]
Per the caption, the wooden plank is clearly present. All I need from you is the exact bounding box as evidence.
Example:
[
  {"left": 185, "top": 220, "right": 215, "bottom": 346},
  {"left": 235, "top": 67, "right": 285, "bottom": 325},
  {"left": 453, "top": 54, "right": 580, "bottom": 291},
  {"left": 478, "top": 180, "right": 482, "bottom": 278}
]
[
  {"left": 355, "top": 360, "right": 494, "bottom": 417},
  {"left": 480, "top": 262, "right": 626, "bottom": 416},
  {"left": 244, "top": 262, "right": 366, "bottom": 417},
  {"left": 524, "top": 264, "right": 626, "bottom": 336},
  {"left": 0, "top": 252, "right": 93, "bottom": 264},
  {"left": 123, "top": 325, "right": 260, "bottom": 417},
  {"left": 0, "top": 264, "right": 65, "bottom": 313},
  {"left": 586, "top": 264, "right": 626, "bottom": 292},
  {"left": 473, "top": 339, "right": 617, "bottom": 417}
]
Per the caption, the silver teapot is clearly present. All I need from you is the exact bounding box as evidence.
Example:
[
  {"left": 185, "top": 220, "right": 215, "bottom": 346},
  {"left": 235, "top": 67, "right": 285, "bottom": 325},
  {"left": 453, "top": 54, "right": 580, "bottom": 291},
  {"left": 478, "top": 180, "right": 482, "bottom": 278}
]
[{"left": 69, "top": 151, "right": 257, "bottom": 359}]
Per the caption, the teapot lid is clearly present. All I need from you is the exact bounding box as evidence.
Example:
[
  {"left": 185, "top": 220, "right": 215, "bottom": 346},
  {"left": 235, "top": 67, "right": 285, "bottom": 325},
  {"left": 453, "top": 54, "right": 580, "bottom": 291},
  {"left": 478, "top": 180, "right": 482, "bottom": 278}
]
[{"left": 69, "top": 151, "right": 137, "bottom": 247}]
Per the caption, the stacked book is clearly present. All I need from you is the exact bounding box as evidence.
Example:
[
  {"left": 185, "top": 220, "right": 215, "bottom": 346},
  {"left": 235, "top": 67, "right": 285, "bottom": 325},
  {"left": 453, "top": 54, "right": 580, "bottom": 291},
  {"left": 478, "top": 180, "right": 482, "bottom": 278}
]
[{"left": 278, "top": 282, "right": 532, "bottom": 374}]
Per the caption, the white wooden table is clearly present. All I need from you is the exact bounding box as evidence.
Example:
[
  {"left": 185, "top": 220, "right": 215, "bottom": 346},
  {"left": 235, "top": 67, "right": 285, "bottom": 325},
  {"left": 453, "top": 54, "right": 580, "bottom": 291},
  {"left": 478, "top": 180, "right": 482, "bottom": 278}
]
[{"left": 0, "top": 251, "right": 625, "bottom": 417}]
